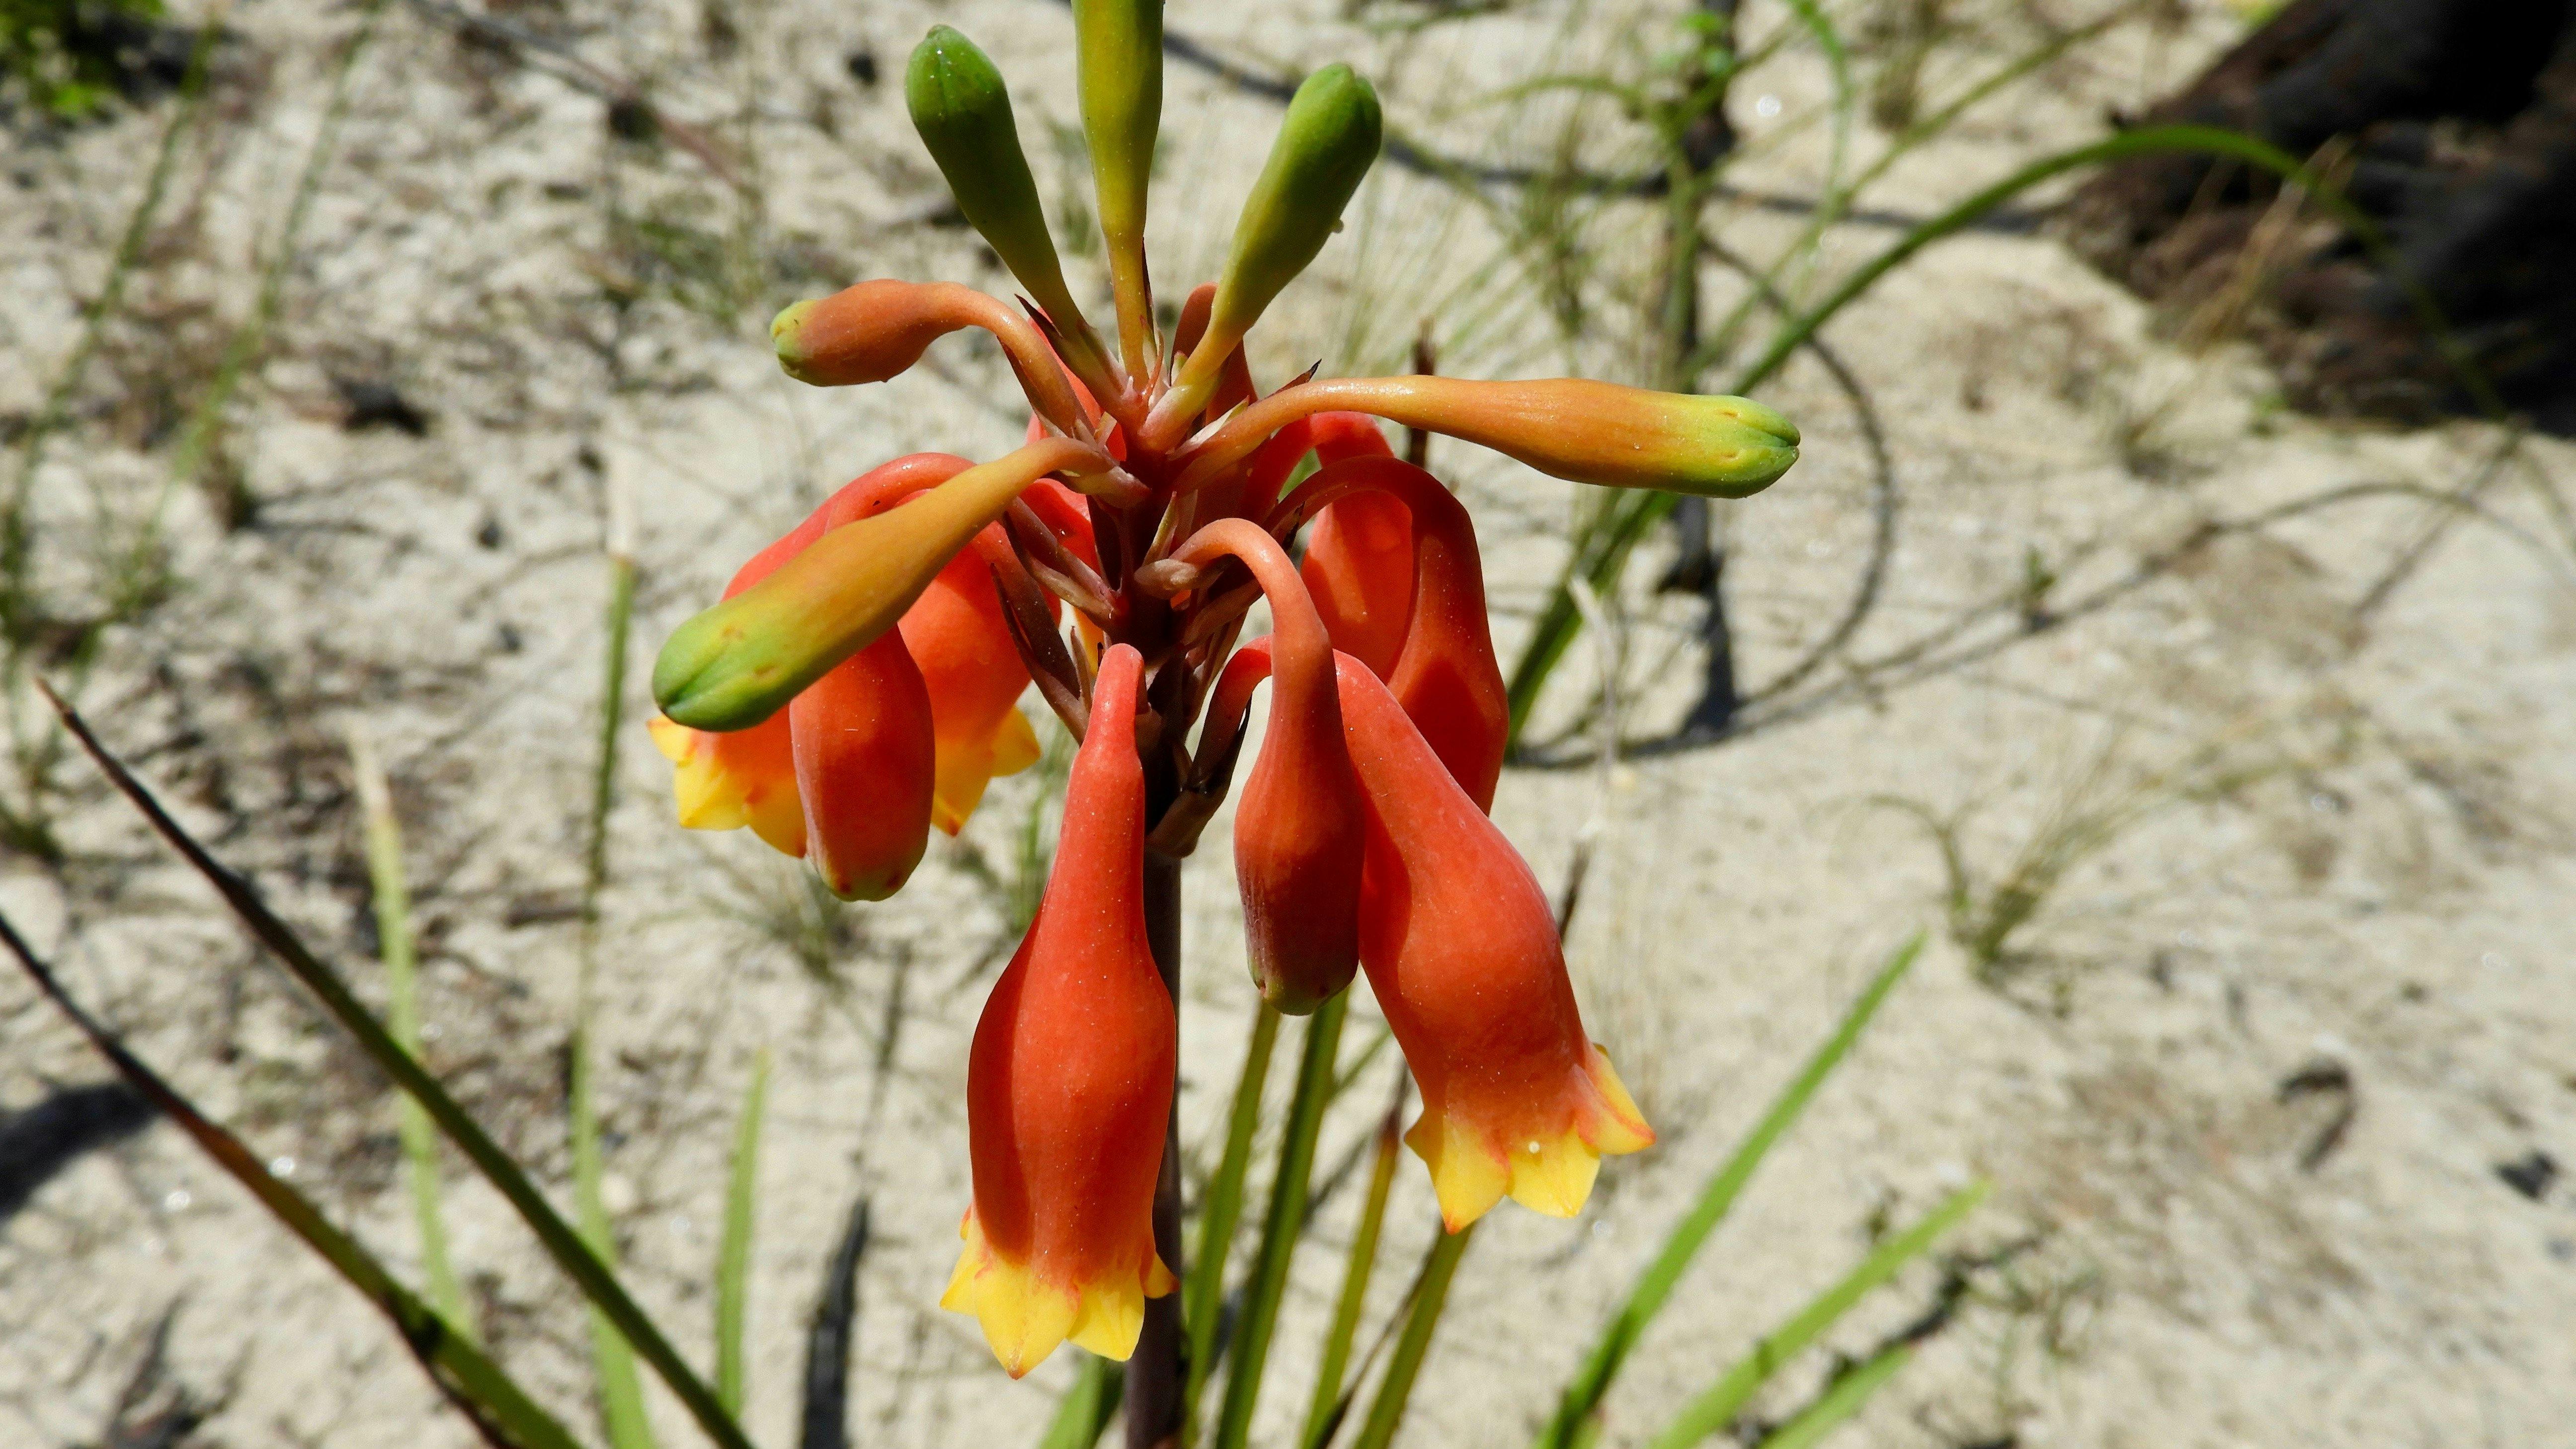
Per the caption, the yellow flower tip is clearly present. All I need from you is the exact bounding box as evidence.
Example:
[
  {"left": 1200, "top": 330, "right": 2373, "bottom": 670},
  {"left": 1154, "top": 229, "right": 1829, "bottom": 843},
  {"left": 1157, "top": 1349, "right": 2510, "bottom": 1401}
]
[
  {"left": 647, "top": 715, "right": 806, "bottom": 857},
  {"left": 1403, "top": 1055, "right": 1656, "bottom": 1230},
  {"left": 930, "top": 707, "right": 1043, "bottom": 837},
  {"left": 941, "top": 1210, "right": 1173, "bottom": 1375}
]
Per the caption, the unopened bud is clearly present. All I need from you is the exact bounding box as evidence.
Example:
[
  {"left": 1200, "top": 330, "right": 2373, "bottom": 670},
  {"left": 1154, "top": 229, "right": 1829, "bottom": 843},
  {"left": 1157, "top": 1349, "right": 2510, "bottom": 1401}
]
[
  {"left": 773, "top": 280, "right": 969, "bottom": 387},
  {"left": 906, "top": 28, "right": 1104, "bottom": 372},
  {"left": 653, "top": 439, "right": 1090, "bottom": 731},
  {"left": 1147, "top": 66, "right": 1381, "bottom": 443}
]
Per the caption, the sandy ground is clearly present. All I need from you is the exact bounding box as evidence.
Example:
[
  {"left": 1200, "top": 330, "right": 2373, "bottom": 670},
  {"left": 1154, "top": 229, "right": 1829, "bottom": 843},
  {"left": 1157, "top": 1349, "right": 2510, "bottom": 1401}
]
[{"left": 3, "top": 1, "right": 2574, "bottom": 1447}]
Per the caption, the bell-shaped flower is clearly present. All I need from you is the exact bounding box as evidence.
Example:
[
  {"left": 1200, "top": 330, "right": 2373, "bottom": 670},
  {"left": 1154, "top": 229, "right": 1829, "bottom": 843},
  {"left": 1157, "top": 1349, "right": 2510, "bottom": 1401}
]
[
  {"left": 902, "top": 530, "right": 1046, "bottom": 835},
  {"left": 1284, "top": 455, "right": 1508, "bottom": 810},
  {"left": 1176, "top": 521, "right": 1368, "bottom": 1013},
  {"left": 944, "top": 644, "right": 1177, "bottom": 1376},
  {"left": 1295, "top": 413, "right": 1410, "bottom": 679},
  {"left": 1335, "top": 655, "right": 1652, "bottom": 1230},
  {"left": 790, "top": 629, "right": 936, "bottom": 901},
  {"left": 646, "top": 453, "right": 966, "bottom": 859}
]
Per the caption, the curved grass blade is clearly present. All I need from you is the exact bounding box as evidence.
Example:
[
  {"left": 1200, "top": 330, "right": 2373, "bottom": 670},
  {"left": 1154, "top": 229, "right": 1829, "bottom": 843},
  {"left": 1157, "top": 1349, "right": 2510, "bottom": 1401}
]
[
  {"left": 1749, "top": 1344, "right": 1911, "bottom": 1449},
  {"left": 1037, "top": 1353, "right": 1125, "bottom": 1449},
  {"left": 1183, "top": 1004, "right": 1283, "bottom": 1434},
  {"left": 1535, "top": 932, "right": 1924, "bottom": 1449},
  {"left": 1298, "top": 1085, "right": 1405, "bottom": 1449},
  {"left": 572, "top": 526, "right": 655, "bottom": 1449},
  {"left": 351, "top": 728, "right": 475, "bottom": 1345},
  {"left": 1503, "top": 124, "right": 2496, "bottom": 740},
  {"left": 717, "top": 1050, "right": 772, "bottom": 1417},
  {"left": 38, "top": 682, "right": 757, "bottom": 1449},
  {"left": 572, "top": 999, "right": 656, "bottom": 1449},
  {"left": 0, "top": 913, "right": 582, "bottom": 1449},
  {"left": 1347, "top": 1222, "right": 1474, "bottom": 1449},
  {"left": 1644, "top": 1181, "right": 1987, "bottom": 1449},
  {"left": 1211, "top": 994, "right": 1348, "bottom": 1449}
]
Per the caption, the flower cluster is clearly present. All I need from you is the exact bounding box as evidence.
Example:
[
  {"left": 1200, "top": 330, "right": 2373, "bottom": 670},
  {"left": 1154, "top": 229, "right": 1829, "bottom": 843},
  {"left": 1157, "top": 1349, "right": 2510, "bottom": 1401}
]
[{"left": 648, "top": 6, "right": 1796, "bottom": 1379}]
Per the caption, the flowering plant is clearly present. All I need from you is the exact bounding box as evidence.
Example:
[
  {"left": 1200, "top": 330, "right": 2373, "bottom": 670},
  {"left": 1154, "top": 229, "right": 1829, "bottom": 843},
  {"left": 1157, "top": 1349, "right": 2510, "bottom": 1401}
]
[{"left": 644, "top": 0, "right": 1796, "bottom": 1397}]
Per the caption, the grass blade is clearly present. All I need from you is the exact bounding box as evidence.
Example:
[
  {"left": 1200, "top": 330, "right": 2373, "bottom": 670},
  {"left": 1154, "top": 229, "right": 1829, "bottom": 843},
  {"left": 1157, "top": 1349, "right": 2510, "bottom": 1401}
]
[
  {"left": 1184, "top": 1004, "right": 1283, "bottom": 1433},
  {"left": 1348, "top": 1222, "right": 1474, "bottom": 1449},
  {"left": 0, "top": 913, "right": 583, "bottom": 1449},
  {"left": 350, "top": 728, "right": 475, "bottom": 1344},
  {"left": 1211, "top": 994, "right": 1348, "bottom": 1449},
  {"left": 1749, "top": 1345, "right": 1912, "bottom": 1449},
  {"left": 39, "top": 683, "right": 757, "bottom": 1449},
  {"left": 1645, "top": 1181, "right": 1987, "bottom": 1449},
  {"left": 1298, "top": 1084, "right": 1405, "bottom": 1449},
  {"left": 572, "top": 522, "right": 654, "bottom": 1448},
  {"left": 572, "top": 1001, "right": 657, "bottom": 1449},
  {"left": 717, "top": 1050, "right": 772, "bottom": 1417},
  {"left": 1535, "top": 932, "right": 1925, "bottom": 1449},
  {"left": 1037, "top": 1353, "right": 1125, "bottom": 1449}
]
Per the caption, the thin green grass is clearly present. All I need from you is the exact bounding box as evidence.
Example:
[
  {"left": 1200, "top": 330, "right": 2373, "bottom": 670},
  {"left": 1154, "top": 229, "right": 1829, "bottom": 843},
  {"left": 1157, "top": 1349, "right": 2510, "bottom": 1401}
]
[
  {"left": 1184, "top": 1003, "right": 1284, "bottom": 1436},
  {"left": 0, "top": 914, "right": 583, "bottom": 1449},
  {"left": 1212, "top": 994, "right": 1350, "bottom": 1449},
  {"left": 1748, "top": 1341, "right": 1912, "bottom": 1449},
  {"left": 1299, "top": 1088, "right": 1405, "bottom": 1449},
  {"left": 1347, "top": 1222, "right": 1475, "bottom": 1449},
  {"left": 715, "top": 1048, "right": 770, "bottom": 1418},
  {"left": 1536, "top": 932, "right": 1925, "bottom": 1449},
  {"left": 350, "top": 727, "right": 475, "bottom": 1345},
  {"left": 1645, "top": 1180, "right": 1987, "bottom": 1449}
]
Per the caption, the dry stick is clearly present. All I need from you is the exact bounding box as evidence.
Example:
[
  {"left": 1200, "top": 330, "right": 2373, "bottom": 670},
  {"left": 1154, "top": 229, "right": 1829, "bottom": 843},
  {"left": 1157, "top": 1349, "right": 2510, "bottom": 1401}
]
[
  {"left": 37, "top": 683, "right": 757, "bottom": 1449},
  {"left": 0, "top": 913, "right": 582, "bottom": 1449}
]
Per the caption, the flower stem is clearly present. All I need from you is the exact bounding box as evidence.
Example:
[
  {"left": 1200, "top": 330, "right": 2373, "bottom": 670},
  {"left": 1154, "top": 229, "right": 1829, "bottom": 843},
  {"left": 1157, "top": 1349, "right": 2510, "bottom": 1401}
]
[{"left": 1130, "top": 850, "right": 1189, "bottom": 1449}]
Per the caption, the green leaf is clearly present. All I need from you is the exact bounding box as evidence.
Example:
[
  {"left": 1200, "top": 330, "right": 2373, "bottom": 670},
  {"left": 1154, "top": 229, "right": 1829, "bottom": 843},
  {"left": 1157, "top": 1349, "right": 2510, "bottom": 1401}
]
[
  {"left": 1211, "top": 994, "right": 1348, "bottom": 1449},
  {"left": 1535, "top": 933, "right": 1925, "bottom": 1449},
  {"left": 350, "top": 728, "right": 475, "bottom": 1346},
  {"left": 716, "top": 1049, "right": 770, "bottom": 1417},
  {"left": 1645, "top": 1181, "right": 1987, "bottom": 1449},
  {"left": 1184, "top": 1004, "right": 1283, "bottom": 1429},
  {"left": 1299, "top": 1088, "right": 1405, "bottom": 1449},
  {"left": 41, "top": 687, "right": 759, "bottom": 1449},
  {"left": 573, "top": 1003, "right": 657, "bottom": 1449},
  {"left": 1348, "top": 1222, "right": 1475, "bottom": 1449},
  {"left": 1037, "top": 1352, "right": 1126, "bottom": 1449},
  {"left": 1750, "top": 1345, "right": 1912, "bottom": 1449},
  {"left": 0, "top": 916, "right": 583, "bottom": 1449}
]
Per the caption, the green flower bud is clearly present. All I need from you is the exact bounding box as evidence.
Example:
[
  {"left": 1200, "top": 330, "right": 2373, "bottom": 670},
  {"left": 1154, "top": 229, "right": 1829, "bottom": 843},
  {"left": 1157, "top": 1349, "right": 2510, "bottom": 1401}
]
[
  {"left": 905, "top": 28, "right": 1095, "bottom": 357},
  {"left": 1153, "top": 65, "right": 1380, "bottom": 436},
  {"left": 1072, "top": 0, "right": 1164, "bottom": 377}
]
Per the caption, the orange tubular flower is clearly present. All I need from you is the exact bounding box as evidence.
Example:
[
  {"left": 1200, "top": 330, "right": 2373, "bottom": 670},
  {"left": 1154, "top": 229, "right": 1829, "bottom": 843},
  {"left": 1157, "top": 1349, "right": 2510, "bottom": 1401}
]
[
  {"left": 650, "top": 452, "right": 975, "bottom": 861},
  {"left": 944, "top": 644, "right": 1176, "bottom": 1376},
  {"left": 1295, "top": 413, "right": 1411, "bottom": 680},
  {"left": 1284, "top": 455, "right": 1508, "bottom": 810},
  {"left": 1336, "top": 655, "right": 1652, "bottom": 1230},
  {"left": 1172, "top": 521, "right": 1367, "bottom": 1013},
  {"left": 904, "top": 528, "right": 1045, "bottom": 835}
]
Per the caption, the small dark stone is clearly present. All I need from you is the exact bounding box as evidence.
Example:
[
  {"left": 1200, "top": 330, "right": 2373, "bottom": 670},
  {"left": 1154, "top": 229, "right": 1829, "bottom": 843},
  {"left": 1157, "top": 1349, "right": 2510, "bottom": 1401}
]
[
  {"left": 846, "top": 48, "right": 878, "bottom": 86},
  {"left": 606, "top": 96, "right": 659, "bottom": 143},
  {"left": 2498, "top": 1151, "right": 2558, "bottom": 1202},
  {"left": 495, "top": 622, "right": 523, "bottom": 654},
  {"left": 475, "top": 516, "right": 505, "bottom": 550},
  {"left": 333, "top": 377, "right": 431, "bottom": 437}
]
